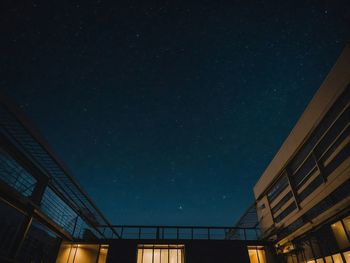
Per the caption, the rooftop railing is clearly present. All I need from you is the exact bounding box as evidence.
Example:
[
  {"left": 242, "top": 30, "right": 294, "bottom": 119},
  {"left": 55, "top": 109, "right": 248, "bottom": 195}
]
[{"left": 97, "top": 225, "right": 261, "bottom": 241}]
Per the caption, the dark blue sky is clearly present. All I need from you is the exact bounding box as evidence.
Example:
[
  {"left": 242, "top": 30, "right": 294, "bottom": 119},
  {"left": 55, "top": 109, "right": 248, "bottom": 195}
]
[{"left": 1, "top": 0, "right": 350, "bottom": 225}]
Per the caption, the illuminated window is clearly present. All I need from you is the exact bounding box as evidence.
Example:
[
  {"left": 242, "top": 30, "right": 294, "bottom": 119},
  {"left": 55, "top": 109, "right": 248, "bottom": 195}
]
[
  {"left": 137, "top": 245, "right": 184, "bottom": 263},
  {"left": 325, "top": 256, "right": 333, "bottom": 263},
  {"left": 332, "top": 253, "right": 344, "bottom": 263},
  {"left": 343, "top": 216, "right": 350, "bottom": 236},
  {"left": 56, "top": 243, "right": 109, "bottom": 263},
  {"left": 331, "top": 221, "right": 350, "bottom": 249},
  {"left": 343, "top": 251, "right": 350, "bottom": 263},
  {"left": 248, "top": 246, "right": 266, "bottom": 263}
]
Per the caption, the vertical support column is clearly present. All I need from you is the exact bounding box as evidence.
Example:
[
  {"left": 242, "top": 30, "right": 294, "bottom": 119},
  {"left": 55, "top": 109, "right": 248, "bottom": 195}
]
[{"left": 9, "top": 205, "right": 34, "bottom": 258}]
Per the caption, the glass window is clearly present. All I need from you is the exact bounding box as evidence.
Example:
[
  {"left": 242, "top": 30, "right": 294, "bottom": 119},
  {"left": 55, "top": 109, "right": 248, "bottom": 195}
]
[
  {"left": 343, "top": 251, "right": 350, "bottom": 263},
  {"left": 298, "top": 174, "right": 324, "bottom": 202},
  {"left": 137, "top": 245, "right": 184, "bottom": 263},
  {"left": 267, "top": 174, "right": 289, "bottom": 202},
  {"left": 274, "top": 202, "right": 297, "bottom": 223},
  {"left": 331, "top": 221, "right": 350, "bottom": 249},
  {"left": 248, "top": 246, "right": 266, "bottom": 263},
  {"left": 332, "top": 253, "right": 344, "bottom": 263},
  {"left": 343, "top": 216, "right": 350, "bottom": 236},
  {"left": 0, "top": 150, "right": 37, "bottom": 197},
  {"left": 325, "top": 256, "right": 333, "bottom": 263},
  {"left": 271, "top": 191, "right": 293, "bottom": 214},
  {"left": 98, "top": 245, "right": 109, "bottom": 263},
  {"left": 56, "top": 243, "right": 109, "bottom": 263}
]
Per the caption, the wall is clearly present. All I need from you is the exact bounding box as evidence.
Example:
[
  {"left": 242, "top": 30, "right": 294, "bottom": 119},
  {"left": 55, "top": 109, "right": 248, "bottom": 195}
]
[{"left": 105, "top": 239, "right": 264, "bottom": 263}]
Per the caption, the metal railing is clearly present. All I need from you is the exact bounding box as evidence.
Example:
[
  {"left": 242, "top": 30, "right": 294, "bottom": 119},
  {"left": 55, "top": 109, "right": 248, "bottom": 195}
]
[{"left": 98, "top": 225, "right": 261, "bottom": 241}]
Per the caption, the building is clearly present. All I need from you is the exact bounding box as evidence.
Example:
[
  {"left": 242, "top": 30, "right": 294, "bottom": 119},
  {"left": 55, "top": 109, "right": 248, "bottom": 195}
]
[
  {"left": 254, "top": 44, "right": 350, "bottom": 262},
  {"left": 0, "top": 44, "right": 349, "bottom": 263}
]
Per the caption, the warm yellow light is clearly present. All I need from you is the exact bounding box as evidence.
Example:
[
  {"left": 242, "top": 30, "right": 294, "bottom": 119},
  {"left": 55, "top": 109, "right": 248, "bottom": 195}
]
[
  {"left": 136, "top": 245, "right": 184, "bottom": 263},
  {"left": 332, "top": 253, "right": 343, "bottom": 263},
  {"left": 343, "top": 251, "right": 350, "bottom": 263},
  {"left": 247, "top": 247, "right": 266, "bottom": 263},
  {"left": 331, "top": 221, "right": 350, "bottom": 249},
  {"left": 55, "top": 243, "right": 108, "bottom": 263}
]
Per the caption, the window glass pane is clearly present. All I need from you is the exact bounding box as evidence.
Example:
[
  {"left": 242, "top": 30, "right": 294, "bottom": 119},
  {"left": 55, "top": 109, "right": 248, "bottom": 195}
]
[
  {"left": 343, "top": 251, "right": 350, "bottom": 263},
  {"left": 137, "top": 245, "right": 184, "bottom": 263},
  {"left": 316, "top": 259, "right": 324, "bottom": 263},
  {"left": 267, "top": 175, "right": 289, "bottom": 202},
  {"left": 248, "top": 249, "right": 259, "bottom": 263},
  {"left": 257, "top": 249, "right": 266, "bottom": 263},
  {"left": 143, "top": 249, "right": 153, "bottom": 263},
  {"left": 169, "top": 249, "right": 178, "bottom": 263},
  {"left": 153, "top": 249, "right": 161, "bottom": 263},
  {"left": 274, "top": 202, "right": 297, "bottom": 223},
  {"left": 137, "top": 249, "right": 143, "bottom": 263},
  {"left": 271, "top": 191, "right": 293, "bottom": 214},
  {"left": 331, "top": 221, "right": 350, "bottom": 249},
  {"left": 161, "top": 249, "right": 169, "bottom": 263},
  {"left": 248, "top": 247, "right": 266, "bottom": 263},
  {"left": 97, "top": 245, "right": 109, "bottom": 263},
  {"left": 56, "top": 244, "right": 101, "bottom": 263},
  {"left": 325, "top": 256, "right": 333, "bottom": 263},
  {"left": 332, "top": 253, "right": 344, "bottom": 263},
  {"left": 343, "top": 216, "right": 350, "bottom": 236}
]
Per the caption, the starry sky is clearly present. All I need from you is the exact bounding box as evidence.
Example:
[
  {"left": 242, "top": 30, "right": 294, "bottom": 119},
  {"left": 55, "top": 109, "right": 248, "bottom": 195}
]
[{"left": 1, "top": 0, "right": 350, "bottom": 226}]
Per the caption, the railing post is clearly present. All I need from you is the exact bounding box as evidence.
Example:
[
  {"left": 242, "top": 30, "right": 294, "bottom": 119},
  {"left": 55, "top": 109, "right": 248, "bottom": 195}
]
[
  {"left": 208, "top": 228, "right": 210, "bottom": 240},
  {"left": 138, "top": 227, "right": 141, "bottom": 239},
  {"left": 243, "top": 229, "right": 247, "bottom": 240},
  {"left": 176, "top": 227, "right": 179, "bottom": 240},
  {"left": 121, "top": 226, "right": 124, "bottom": 239},
  {"left": 191, "top": 228, "right": 193, "bottom": 240}
]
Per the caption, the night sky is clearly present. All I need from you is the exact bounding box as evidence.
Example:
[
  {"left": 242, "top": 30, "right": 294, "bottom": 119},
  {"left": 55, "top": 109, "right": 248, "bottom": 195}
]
[{"left": 1, "top": 1, "right": 350, "bottom": 226}]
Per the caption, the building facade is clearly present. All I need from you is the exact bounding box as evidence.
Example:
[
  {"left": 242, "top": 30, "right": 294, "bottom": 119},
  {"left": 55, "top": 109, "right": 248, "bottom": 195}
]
[{"left": 254, "top": 44, "right": 350, "bottom": 262}]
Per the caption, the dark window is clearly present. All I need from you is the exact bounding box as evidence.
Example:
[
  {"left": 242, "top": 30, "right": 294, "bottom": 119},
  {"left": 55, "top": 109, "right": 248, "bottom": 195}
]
[
  {"left": 274, "top": 202, "right": 297, "bottom": 223},
  {"left": 314, "top": 106, "right": 350, "bottom": 160},
  {"left": 320, "top": 124, "right": 350, "bottom": 167},
  {"left": 267, "top": 175, "right": 289, "bottom": 203},
  {"left": 292, "top": 155, "right": 317, "bottom": 188},
  {"left": 287, "top": 85, "right": 349, "bottom": 176},
  {"left": 298, "top": 174, "right": 324, "bottom": 202},
  {"left": 323, "top": 140, "right": 350, "bottom": 179},
  {"left": 0, "top": 150, "right": 37, "bottom": 197},
  {"left": 278, "top": 178, "right": 350, "bottom": 239},
  {"left": 271, "top": 191, "right": 293, "bottom": 214}
]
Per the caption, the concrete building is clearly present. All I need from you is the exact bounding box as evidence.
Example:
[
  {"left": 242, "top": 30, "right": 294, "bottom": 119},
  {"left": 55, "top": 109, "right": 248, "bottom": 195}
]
[{"left": 254, "top": 44, "right": 350, "bottom": 262}]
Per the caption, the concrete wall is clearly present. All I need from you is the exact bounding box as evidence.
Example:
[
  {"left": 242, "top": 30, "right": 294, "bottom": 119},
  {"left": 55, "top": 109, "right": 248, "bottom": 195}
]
[{"left": 105, "top": 239, "right": 261, "bottom": 263}]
